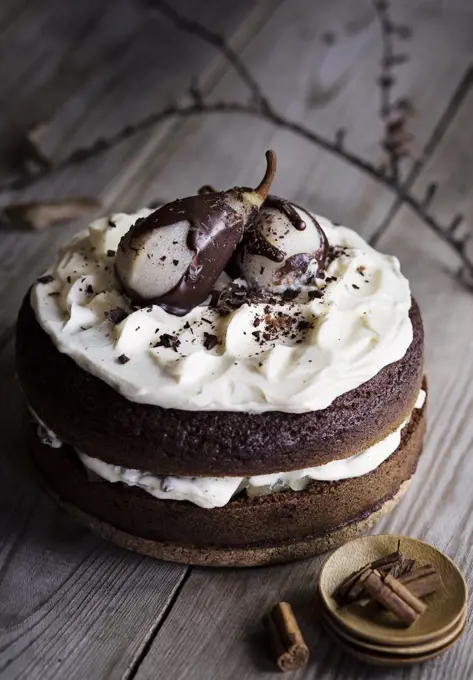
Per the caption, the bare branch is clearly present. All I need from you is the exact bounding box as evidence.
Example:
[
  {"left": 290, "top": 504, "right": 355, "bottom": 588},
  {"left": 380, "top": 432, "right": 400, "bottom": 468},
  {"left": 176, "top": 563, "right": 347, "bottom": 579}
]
[
  {"left": 145, "top": 0, "right": 270, "bottom": 110},
  {"left": 447, "top": 214, "right": 464, "bottom": 234},
  {"left": 189, "top": 78, "right": 204, "bottom": 108},
  {"left": 335, "top": 128, "right": 346, "bottom": 150},
  {"left": 422, "top": 182, "right": 437, "bottom": 208}
]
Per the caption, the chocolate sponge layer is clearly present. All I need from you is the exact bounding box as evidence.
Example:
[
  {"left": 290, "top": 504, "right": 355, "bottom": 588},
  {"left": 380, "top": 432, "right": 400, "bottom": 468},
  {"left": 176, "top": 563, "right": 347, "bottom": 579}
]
[
  {"left": 17, "top": 295, "right": 423, "bottom": 476},
  {"left": 28, "top": 402, "right": 425, "bottom": 551}
]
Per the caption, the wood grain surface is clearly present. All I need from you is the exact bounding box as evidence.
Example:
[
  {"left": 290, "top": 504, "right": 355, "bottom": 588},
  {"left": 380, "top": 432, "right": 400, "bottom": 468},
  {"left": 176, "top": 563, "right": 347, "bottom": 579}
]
[{"left": 1, "top": 1, "right": 472, "bottom": 679}]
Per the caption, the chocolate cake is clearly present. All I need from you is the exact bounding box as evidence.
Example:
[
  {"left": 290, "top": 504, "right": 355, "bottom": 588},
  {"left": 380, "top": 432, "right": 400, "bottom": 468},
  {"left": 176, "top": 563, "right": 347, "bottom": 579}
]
[{"left": 16, "top": 151, "right": 426, "bottom": 566}]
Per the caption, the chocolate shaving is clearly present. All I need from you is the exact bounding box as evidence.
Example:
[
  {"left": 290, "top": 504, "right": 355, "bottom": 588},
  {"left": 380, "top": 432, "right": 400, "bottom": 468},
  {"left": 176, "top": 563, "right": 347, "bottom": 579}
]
[
  {"left": 263, "top": 602, "right": 309, "bottom": 672},
  {"left": 105, "top": 307, "right": 128, "bottom": 325},
  {"left": 117, "top": 354, "right": 130, "bottom": 364},
  {"left": 107, "top": 249, "right": 116, "bottom": 257},
  {"left": 2, "top": 197, "right": 101, "bottom": 231},
  {"left": 326, "top": 244, "right": 348, "bottom": 266},
  {"left": 156, "top": 333, "right": 181, "bottom": 351},
  {"left": 203, "top": 332, "right": 218, "bottom": 350},
  {"left": 281, "top": 288, "right": 300, "bottom": 302}
]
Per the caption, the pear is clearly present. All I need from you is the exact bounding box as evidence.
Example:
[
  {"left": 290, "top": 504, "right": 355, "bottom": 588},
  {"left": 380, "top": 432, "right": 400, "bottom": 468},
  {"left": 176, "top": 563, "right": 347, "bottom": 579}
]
[
  {"left": 115, "top": 150, "right": 277, "bottom": 315},
  {"left": 237, "top": 197, "right": 328, "bottom": 293}
]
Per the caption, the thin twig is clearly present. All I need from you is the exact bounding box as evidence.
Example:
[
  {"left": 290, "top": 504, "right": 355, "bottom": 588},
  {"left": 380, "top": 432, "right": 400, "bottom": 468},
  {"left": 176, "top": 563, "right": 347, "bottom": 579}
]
[
  {"left": 370, "top": 65, "right": 473, "bottom": 246},
  {"left": 373, "top": 0, "right": 412, "bottom": 184}
]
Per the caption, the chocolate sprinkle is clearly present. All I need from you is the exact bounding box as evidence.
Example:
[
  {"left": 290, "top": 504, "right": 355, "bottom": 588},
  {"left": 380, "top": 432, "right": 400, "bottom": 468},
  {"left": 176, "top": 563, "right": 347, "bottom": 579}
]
[
  {"left": 107, "top": 249, "right": 116, "bottom": 257},
  {"left": 105, "top": 307, "right": 128, "bottom": 325},
  {"left": 37, "top": 274, "right": 55, "bottom": 284},
  {"left": 281, "top": 288, "right": 300, "bottom": 302},
  {"left": 117, "top": 354, "right": 130, "bottom": 364},
  {"left": 86, "top": 284, "right": 94, "bottom": 295}
]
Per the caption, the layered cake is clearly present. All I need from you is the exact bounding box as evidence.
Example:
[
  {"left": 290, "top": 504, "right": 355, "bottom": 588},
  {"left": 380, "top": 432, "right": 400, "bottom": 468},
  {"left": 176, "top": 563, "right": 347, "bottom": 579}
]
[{"left": 16, "top": 151, "right": 426, "bottom": 567}]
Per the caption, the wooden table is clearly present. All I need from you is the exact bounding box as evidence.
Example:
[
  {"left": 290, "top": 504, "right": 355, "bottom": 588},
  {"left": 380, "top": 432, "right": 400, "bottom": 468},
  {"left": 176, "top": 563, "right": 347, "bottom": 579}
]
[{"left": 1, "top": 1, "right": 473, "bottom": 678}]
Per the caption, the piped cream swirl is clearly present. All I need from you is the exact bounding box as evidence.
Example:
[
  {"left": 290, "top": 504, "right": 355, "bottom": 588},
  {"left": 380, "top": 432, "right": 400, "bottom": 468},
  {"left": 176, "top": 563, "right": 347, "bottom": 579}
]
[{"left": 31, "top": 210, "right": 413, "bottom": 414}]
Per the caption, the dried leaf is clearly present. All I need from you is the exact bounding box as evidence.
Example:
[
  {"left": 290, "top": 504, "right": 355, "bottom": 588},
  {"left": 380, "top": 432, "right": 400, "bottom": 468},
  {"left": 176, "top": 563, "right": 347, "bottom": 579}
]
[
  {"left": 2, "top": 197, "right": 101, "bottom": 230},
  {"left": 24, "top": 121, "right": 52, "bottom": 169},
  {"left": 12, "top": 121, "right": 52, "bottom": 174}
]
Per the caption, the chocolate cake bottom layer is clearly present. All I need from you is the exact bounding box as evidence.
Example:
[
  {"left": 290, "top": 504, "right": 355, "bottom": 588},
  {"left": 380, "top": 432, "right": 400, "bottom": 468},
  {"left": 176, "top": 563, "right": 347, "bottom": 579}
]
[
  {"left": 39, "top": 481, "right": 411, "bottom": 567},
  {"left": 28, "top": 402, "right": 425, "bottom": 565}
]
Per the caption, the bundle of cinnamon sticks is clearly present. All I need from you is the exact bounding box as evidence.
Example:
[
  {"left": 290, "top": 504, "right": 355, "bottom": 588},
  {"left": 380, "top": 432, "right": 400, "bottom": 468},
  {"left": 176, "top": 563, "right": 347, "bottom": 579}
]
[{"left": 333, "top": 544, "right": 443, "bottom": 626}]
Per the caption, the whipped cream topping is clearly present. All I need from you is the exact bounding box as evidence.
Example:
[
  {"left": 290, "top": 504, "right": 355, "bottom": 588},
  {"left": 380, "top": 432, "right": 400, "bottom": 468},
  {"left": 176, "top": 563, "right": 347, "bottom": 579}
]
[
  {"left": 32, "top": 390, "right": 425, "bottom": 509},
  {"left": 31, "top": 209, "right": 413, "bottom": 413}
]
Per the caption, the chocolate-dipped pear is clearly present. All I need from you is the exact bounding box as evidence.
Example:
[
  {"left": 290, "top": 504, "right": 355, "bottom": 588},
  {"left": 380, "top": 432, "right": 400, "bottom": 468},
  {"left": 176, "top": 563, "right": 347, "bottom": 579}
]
[
  {"left": 238, "top": 196, "right": 328, "bottom": 292},
  {"left": 115, "top": 150, "right": 277, "bottom": 315}
]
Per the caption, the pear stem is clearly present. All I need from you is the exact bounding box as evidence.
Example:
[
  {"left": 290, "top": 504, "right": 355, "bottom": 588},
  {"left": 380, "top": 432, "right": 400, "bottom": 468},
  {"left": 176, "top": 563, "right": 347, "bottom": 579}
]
[{"left": 254, "top": 150, "right": 277, "bottom": 200}]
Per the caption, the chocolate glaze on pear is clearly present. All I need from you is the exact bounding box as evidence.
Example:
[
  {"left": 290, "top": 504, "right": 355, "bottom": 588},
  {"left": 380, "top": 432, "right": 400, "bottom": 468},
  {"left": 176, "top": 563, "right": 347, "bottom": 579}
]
[
  {"left": 245, "top": 196, "right": 328, "bottom": 265},
  {"left": 231, "top": 196, "right": 328, "bottom": 292},
  {"left": 115, "top": 150, "right": 277, "bottom": 316}
]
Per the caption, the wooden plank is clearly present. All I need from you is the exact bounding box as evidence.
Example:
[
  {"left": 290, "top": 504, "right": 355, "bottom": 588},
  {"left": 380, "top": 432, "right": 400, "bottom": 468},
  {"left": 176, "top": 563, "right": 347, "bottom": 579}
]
[
  {"left": 110, "top": 0, "right": 473, "bottom": 238},
  {"left": 0, "top": 0, "right": 277, "bottom": 340},
  {"left": 0, "top": 338, "right": 189, "bottom": 680},
  {"left": 0, "top": 0, "right": 31, "bottom": 35},
  {"left": 132, "top": 13, "right": 473, "bottom": 680},
  {"left": 2, "top": 2, "right": 473, "bottom": 679}
]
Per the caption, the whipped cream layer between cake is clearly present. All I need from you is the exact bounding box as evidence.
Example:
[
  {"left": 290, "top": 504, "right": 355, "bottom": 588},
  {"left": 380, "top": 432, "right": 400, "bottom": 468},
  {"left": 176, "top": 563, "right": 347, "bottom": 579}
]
[
  {"left": 32, "top": 389, "right": 424, "bottom": 509},
  {"left": 31, "top": 209, "right": 413, "bottom": 414}
]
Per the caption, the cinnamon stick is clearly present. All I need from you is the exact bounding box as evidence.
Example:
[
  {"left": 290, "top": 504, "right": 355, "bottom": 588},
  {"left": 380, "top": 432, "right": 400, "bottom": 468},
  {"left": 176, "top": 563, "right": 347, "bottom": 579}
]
[
  {"left": 263, "top": 602, "right": 309, "bottom": 672},
  {"left": 388, "top": 557, "right": 415, "bottom": 579},
  {"left": 383, "top": 573, "right": 427, "bottom": 615},
  {"left": 334, "top": 550, "right": 403, "bottom": 603},
  {"left": 362, "top": 570, "right": 425, "bottom": 626},
  {"left": 398, "top": 565, "right": 443, "bottom": 598}
]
